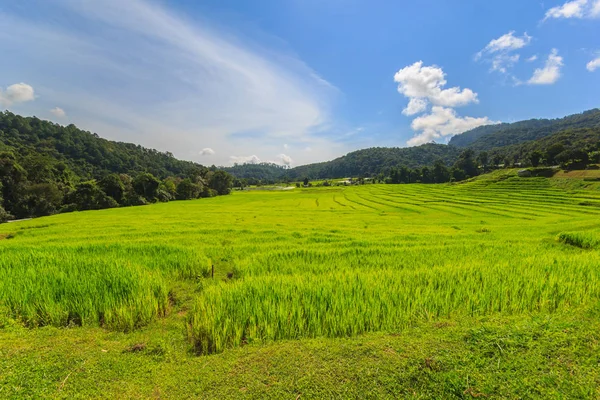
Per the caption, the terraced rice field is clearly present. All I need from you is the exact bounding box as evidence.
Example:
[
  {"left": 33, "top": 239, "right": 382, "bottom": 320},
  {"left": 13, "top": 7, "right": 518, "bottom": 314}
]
[
  {"left": 2, "top": 172, "right": 600, "bottom": 344},
  {"left": 1, "top": 171, "right": 600, "bottom": 397}
]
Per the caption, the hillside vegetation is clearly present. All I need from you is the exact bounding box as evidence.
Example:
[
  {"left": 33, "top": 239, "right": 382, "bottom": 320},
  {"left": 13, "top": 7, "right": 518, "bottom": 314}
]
[
  {"left": 0, "top": 111, "right": 233, "bottom": 220},
  {"left": 1, "top": 176, "right": 600, "bottom": 397},
  {"left": 225, "top": 109, "right": 600, "bottom": 182},
  {"left": 449, "top": 108, "right": 600, "bottom": 149}
]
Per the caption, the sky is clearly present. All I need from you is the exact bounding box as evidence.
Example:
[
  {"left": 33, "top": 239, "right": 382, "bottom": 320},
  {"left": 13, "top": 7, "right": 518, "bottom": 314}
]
[{"left": 0, "top": 0, "right": 599, "bottom": 167}]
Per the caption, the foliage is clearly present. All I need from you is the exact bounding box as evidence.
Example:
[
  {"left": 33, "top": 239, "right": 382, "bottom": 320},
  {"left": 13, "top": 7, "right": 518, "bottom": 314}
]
[
  {"left": 450, "top": 108, "right": 600, "bottom": 149},
  {"left": 287, "top": 144, "right": 460, "bottom": 180},
  {"left": 0, "top": 111, "right": 233, "bottom": 220}
]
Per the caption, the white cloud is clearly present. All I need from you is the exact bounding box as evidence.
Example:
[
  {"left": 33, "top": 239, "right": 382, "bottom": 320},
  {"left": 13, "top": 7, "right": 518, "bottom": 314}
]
[
  {"left": 528, "top": 49, "right": 564, "bottom": 85},
  {"left": 283, "top": 143, "right": 289, "bottom": 150},
  {"left": 50, "top": 107, "right": 66, "bottom": 118},
  {"left": 200, "top": 147, "right": 215, "bottom": 156},
  {"left": 394, "top": 62, "right": 478, "bottom": 110},
  {"left": 0, "top": 83, "right": 35, "bottom": 106},
  {"left": 527, "top": 55, "right": 538, "bottom": 62},
  {"left": 402, "top": 98, "right": 428, "bottom": 116},
  {"left": 230, "top": 155, "right": 261, "bottom": 165},
  {"left": 278, "top": 154, "right": 293, "bottom": 166},
  {"left": 477, "top": 31, "right": 532, "bottom": 56},
  {"left": 394, "top": 62, "right": 493, "bottom": 146},
  {"left": 587, "top": 57, "right": 600, "bottom": 71},
  {"left": 592, "top": 0, "right": 600, "bottom": 16},
  {"left": 491, "top": 54, "right": 520, "bottom": 73},
  {"left": 544, "top": 0, "right": 600, "bottom": 19},
  {"left": 408, "top": 106, "right": 498, "bottom": 146},
  {"left": 0, "top": 0, "right": 348, "bottom": 166},
  {"left": 475, "top": 32, "right": 531, "bottom": 74}
]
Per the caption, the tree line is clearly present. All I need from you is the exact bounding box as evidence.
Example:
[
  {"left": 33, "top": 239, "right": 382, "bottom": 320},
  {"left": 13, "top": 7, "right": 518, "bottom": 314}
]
[{"left": 0, "top": 112, "right": 233, "bottom": 222}]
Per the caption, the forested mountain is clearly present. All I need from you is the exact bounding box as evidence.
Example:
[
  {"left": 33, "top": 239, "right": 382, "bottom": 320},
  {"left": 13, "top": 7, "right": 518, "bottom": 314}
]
[
  {"left": 2, "top": 107, "right": 599, "bottom": 222},
  {"left": 487, "top": 127, "right": 600, "bottom": 169},
  {"left": 0, "top": 111, "right": 232, "bottom": 221},
  {"left": 222, "top": 162, "right": 290, "bottom": 184},
  {"left": 225, "top": 144, "right": 461, "bottom": 182},
  {"left": 285, "top": 144, "right": 460, "bottom": 180},
  {"left": 450, "top": 109, "right": 600, "bottom": 150}
]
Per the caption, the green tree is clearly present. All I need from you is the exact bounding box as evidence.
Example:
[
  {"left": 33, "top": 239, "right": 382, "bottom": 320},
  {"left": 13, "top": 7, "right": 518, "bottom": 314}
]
[
  {"left": 176, "top": 178, "right": 201, "bottom": 200},
  {"left": 67, "top": 181, "right": 118, "bottom": 211},
  {"left": 209, "top": 171, "right": 233, "bottom": 195},
  {"left": 529, "top": 151, "right": 543, "bottom": 167},
  {"left": 133, "top": 173, "right": 161, "bottom": 202},
  {"left": 17, "top": 183, "right": 63, "bottom": 217},
  {"left": 477, "top": 151, "right": 489, "bottom": 171},
  {"left": 453, "top": 149, "right": 479, "bottom": 179},
  {"left": 432, "top": 160, "right": 450, "bottom": 183},
  {"left": 99, "top": 174, "right": 125, "bottom": 203}
]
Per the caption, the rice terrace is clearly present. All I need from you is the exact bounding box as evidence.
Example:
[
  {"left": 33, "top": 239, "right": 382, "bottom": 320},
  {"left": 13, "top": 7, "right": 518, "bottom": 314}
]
[
  {"left": 2, "top": 0, "right": 600, "bottom": 398},
  {"left": 2, "top": 170, "right": 600, "bottom": 398}
]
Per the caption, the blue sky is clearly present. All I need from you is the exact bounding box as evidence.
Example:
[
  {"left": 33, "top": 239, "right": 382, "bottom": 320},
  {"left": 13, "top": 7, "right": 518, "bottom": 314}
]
[{"left": 0, "top": 0, "right": 599, "bottom": 166}]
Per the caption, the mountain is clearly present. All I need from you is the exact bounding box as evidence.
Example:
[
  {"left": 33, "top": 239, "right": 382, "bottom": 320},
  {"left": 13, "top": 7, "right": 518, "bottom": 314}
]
[
  {"left": 487, "top": 127, "right": 600, "bottom": 167},
  {"left": 450, "top": 109, "right": 600, "bottom": 150},
  {"left": 0, "top": 111, "right": 232, "bottom": 221},
  {"left": 224, "top": 144, "right": 460, "bottom": 181},
  {"left": 0, "top": 111, "right": 208, "bottom": 180},
  {"left": 286, "top": 144, "right": 460, "bottom": 180},
  {"left": 222, "top": 162, "right": 290, "bottom": 184}
]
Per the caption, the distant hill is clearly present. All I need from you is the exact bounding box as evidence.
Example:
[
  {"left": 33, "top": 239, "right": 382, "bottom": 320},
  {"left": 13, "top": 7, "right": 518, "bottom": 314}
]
[
  {"left": 222, "top": 162, "right": 290, "bottom": 183},
  {"left": 0, "top": 111, "right": 208, "bottom": 180},
  {"left": 487, "top": 127, "right": 600, "bottom": 167},
  {"left": 286, "top": 144, "right": 460, "bottom": 180},
  {"left": 0, "top": 111, "right": 233, "bottom": 221},
  {"left": 223, "top": 144, "right": 460, "bottom": 181},
  {"left": 450, "top": 109, "right": 600, "bottom": 150},
  {"left": 224, "top": 109, "right": 600, "bottom": 181}
]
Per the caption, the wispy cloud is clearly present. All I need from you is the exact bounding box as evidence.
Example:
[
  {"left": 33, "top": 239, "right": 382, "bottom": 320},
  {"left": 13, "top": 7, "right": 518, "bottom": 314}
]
[
  {"left": 0, "top": 0, "right": 348, "bottom": 166},
  {"left": 50, "top": 107, "right": 66, "bottom": 118},
  {"left": 587, "top": 56, "right": 600, "bottom": 72},
  {"left": 475, "top": 31, "right": 532, "bottom": 75},
  {"left": 543, "top": 0, "right": 600, "bottom": 20},
  {"left": 528, "top": 49, "right": 564, "bottom": 85}
]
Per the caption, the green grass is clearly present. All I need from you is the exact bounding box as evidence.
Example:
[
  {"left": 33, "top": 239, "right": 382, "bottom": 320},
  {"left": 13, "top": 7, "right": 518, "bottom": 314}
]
[{"left": 2, "top": 172, "right": 600, "bottom": 398}]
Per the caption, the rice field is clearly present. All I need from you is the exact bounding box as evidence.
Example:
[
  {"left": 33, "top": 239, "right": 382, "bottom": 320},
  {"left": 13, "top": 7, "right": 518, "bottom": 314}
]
[{"left": 1, "top": 170, "right": 600, "bottom": 356}]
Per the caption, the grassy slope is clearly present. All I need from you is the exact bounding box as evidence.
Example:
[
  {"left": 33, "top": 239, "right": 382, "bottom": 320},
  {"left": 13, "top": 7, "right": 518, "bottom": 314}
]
[{"left": 2, "top": 171, "right": 600, "bottom": 398}]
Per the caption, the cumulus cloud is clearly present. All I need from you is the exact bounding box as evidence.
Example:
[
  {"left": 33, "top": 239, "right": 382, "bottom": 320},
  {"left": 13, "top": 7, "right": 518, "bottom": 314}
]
[
  {"left": 587, "top": 57, "right": 600, "bottom": 71},
  {"left": 544, "top": 0, "right": 600, "bottom": 19},
  {"left": 283, "top": 144, "right": 289, "bottom": 150},
  {"left": 278, "top": 154, "right": 293, "bottom": 166},
  {"left": 394, "top": 62, "right": 478, "bottom": 114},
  {"left": 528, "top": 49, "right": 564, "bottom": 85},
  {"left": 230, "top": 155, "right": 261, "bottom": 165},
  {"left": 402, "top": 98, "right": 428, "bottom": 116},
  {"left": 50, "top": 107, "right": 66, "bottom": 118},
  {"left": 394, "top": 62, "right": 493, "bottom": 146},
  {"left": 0, "top": 83, "right": 35, "bottom": 106},
  {"left": 475, "top": 32, "right": 531, "bottom": 74},
  {"left": 200, "top": 147, "right": 215, "bottom": 156},
  {"left": 408, "top": 106, "right": 498, "bottom": 146}
]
